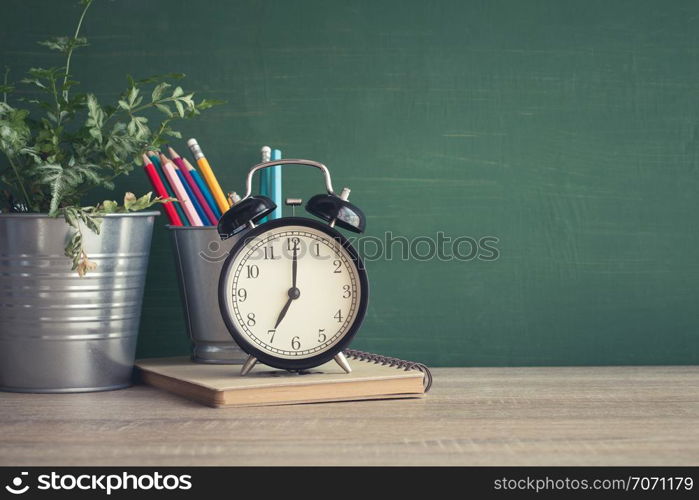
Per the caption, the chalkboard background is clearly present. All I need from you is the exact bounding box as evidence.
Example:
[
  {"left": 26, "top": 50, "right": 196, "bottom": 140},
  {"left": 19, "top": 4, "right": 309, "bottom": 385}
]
[{"left": 2, "top": 0, "right": 698, "bottom": 366}]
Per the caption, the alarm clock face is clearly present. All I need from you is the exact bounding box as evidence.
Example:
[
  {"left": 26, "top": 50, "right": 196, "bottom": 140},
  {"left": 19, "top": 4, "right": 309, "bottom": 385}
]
[{"left": 219, "top": 217, "right": 369, "bottom": 370}]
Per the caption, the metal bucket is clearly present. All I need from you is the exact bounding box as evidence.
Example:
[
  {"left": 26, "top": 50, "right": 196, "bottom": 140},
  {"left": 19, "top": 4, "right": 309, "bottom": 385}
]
[
  {"left": 168, "top": 226, "right": 246, "bottom": 364},
  {"left": 0, "top": 212, "right": 158, "bottom": 393}
]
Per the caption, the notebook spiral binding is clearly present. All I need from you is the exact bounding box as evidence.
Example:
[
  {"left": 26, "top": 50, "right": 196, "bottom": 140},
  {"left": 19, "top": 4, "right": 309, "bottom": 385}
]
[{"left": 343, "top": 349, "right": 433, "bottom": 392}]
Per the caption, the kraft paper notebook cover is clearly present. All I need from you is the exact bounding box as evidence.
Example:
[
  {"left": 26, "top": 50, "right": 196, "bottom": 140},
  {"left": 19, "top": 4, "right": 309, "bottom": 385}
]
[{"left": 136, "top": 350, "right": 432, "bottom": 408}]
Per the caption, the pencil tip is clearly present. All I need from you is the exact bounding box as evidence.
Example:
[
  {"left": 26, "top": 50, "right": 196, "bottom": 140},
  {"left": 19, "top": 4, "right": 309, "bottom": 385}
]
[{"left": 182, "top": 157, "right": 195, "bottom": 170}]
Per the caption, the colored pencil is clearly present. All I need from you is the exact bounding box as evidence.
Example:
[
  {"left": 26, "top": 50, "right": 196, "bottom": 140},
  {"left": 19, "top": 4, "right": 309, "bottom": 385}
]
[
  {"left": 186, "top": 138, "right": 230, "bottom": 213},
  {"left": 141, "top": 154, "right": 183, "bottom": 226},
  {"left": 259, "top": 146, "right": 272, "bottom": 223},
  {"left": 149, "top": 152, "right": 190, "bottom": 227},
  {"left": 160, "top": 153, "right": 209, "bottom": 226},
  {"left": 160, "top": 154, "right": 203, "bottom": 226},
  {"left": 183, "top": 157, "right": 222, "bottom": 219},
  {"left": 270, "top": 148, "right": 282, "bottom": 219},
  {"left": 168, "top": 146, "right": 218, "bottom": 225},
  {"left": 260, "top": 145, "right": 271, "bottom": 200}
]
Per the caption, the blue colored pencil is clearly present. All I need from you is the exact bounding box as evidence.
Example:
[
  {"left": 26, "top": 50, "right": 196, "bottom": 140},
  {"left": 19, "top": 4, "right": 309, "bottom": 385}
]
[
  {"left": 259, "top": 146, "right": 272, "bottom": 223},
  {"left": 191, "top": 168, "right": 222, "bottom": 218},
  {"left": 182, "top": 157, "right": 222, "bottom": 219},
  {"left": 175, "top": 163, "right": 209, "bottom": 225},
  {"left": 148, "top": 152, "right": 189, "bottom": 226},
  {"left": 270, "top": 149, "right": 282, "bottom": 219}
]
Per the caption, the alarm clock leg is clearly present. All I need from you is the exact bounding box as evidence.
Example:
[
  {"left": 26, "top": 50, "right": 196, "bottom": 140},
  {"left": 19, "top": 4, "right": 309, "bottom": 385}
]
[
  {"left": 334, "top": 352, "right": 352, "bottom": 374},
  {"left": 240, "top": 355, "right": 258, "bottom": 376}
]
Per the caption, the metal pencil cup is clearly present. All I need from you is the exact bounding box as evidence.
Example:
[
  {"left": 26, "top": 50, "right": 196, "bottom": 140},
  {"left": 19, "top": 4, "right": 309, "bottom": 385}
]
[{"left": 168, "top": 226, "right": 246, "bottom": 364}]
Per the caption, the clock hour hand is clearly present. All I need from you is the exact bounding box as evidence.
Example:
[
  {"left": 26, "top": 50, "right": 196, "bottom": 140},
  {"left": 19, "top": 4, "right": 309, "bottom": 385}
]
[
  {"left": 274, "top": 286, "right": 301, "bottom": 329},
  {"left": 274, "top": 297, "right": 293, "bottom": 329}
]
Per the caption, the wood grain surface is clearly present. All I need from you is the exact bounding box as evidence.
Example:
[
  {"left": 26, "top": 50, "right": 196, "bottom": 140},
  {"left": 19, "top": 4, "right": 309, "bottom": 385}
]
[{"left": 1, "top": 366, "right": 698, "bottom": 466}]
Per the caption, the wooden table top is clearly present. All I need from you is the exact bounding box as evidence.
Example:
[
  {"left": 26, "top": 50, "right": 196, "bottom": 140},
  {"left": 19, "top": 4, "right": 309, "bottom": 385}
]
[{"left": 1, "top": 366, "right": 698, "bottom": 466}]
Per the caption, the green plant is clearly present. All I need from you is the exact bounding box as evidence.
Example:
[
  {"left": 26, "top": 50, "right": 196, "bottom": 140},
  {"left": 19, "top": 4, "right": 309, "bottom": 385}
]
[
  {"left": 0, "top": 0, "right": 222, "bottom": 275},
  {"left": 63, "top": 191, "right": 167, "bottom": 276}
]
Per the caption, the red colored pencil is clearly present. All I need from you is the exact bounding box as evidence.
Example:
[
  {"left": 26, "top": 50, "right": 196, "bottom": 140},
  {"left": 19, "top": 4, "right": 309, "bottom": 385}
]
[
  {"left": 142, "top": 153, "right": 183, "bottom": 226},
  {"left": 167, "top": 146, "right": 218, "bottom": 225}
]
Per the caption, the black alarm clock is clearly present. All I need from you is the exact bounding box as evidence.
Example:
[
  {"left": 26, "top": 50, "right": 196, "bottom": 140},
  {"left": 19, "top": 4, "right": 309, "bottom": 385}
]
[{"left": 217, "top": 159, "right": 369, "bottom": 376}]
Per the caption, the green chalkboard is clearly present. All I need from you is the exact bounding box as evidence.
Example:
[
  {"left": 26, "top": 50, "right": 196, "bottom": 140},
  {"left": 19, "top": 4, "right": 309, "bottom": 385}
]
[{"left": 2, "top": 0, "right": 699, "bottom": 366}]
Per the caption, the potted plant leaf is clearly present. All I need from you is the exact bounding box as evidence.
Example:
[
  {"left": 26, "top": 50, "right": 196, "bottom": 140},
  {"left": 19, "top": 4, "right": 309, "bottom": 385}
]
[{"left": 0, "top": 0, "right": 221, "bottom": 392}]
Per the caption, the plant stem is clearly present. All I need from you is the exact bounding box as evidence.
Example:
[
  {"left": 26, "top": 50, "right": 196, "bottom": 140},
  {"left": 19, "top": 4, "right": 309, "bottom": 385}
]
[
  {"left": 104, "top": 100, "right": 160, "bottom": 125},
  {"left": 62, "top": 0, "right": 92, "bottom": 102},
  {"left": 50, "top": 76, "right": 62, "bottom": 124},
  {"left": 2, "top": 67, "right": 9, "bottom": 104},
  {"left": 129, "top": 102, "right": 159, "bottom": 115},
  {"left": 130, "top": 95, "right": 183, "bottom": 115},
  {"left": 6, "top": 155, "right": 33, "bottom": 211},
  {"left": 151, "top": 117, "right": 172, "bottom": 145}
]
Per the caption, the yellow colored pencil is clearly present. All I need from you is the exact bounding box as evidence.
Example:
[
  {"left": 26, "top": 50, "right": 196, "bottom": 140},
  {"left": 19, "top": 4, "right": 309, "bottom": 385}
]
[{"left": 186, "top": 138, "right": 231, "bottom": 212}]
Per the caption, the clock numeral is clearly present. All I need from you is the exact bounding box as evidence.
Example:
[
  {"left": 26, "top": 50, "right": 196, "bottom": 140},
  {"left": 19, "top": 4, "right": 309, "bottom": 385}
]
[
  {"left": 267, "top": 329, "right": 276, "bottom": 343},
  {"left": 287, "top": 237, "right": 300, "bottom": 252},
  {"left": 247, "top": 313, "right": 256, "bottom": 326},
  {"left": 334, "top": 309, "right": 343, "bottom": 323},
  {"left": 317, "top": 329, "right": 327, "bottom": 343},
  {"left": 263, "top": 246, "right": 276, "bottom": 260},
  {"left": 291, "top": 336, "right": 301, "bottom": 350},
  {"left": 235, "top": 288, "right": 247, "bottom": 302},
  {"left": 333, "top": 259, "right": 342, "bottom": 273},
  {"left": 342, "top": 284, "right": 351, "bottom": 298},
  {"left": 246, "top": 265, "right": 259, "bottom": 279},
  {"left": 313, "top": 243, "right": 321, "bottom": 257}
]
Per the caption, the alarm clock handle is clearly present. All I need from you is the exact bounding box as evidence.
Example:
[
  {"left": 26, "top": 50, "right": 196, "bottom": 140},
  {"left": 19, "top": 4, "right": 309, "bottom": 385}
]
[
  {"left": 220, "top": 158, "right": 365, "bottom": 236},
  {"left": 240, "top": 159, "right": 337, "bottom": 201}
]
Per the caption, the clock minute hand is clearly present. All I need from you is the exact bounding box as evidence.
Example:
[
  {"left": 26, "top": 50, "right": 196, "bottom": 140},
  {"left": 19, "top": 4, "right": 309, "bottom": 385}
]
[
  {"left": 275, "top": 245, "right": 301, "bottom": 330},
  {"left": 292, "top": 245, "right": 298, "bottom": 288}
]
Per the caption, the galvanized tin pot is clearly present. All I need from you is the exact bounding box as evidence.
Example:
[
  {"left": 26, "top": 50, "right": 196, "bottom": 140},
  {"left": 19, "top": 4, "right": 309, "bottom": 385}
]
[
  {"left": 0, "top": 212, "right": 158, "bottom": 393},
  {"left": 168, "top": 226, "right": 246, "bottom": 364}
]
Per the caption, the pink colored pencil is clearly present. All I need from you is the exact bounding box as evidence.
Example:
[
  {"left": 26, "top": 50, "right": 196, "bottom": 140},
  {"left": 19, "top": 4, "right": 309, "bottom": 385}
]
[{"left": 160, "top": 153, "right": 203, "bottom": 226}]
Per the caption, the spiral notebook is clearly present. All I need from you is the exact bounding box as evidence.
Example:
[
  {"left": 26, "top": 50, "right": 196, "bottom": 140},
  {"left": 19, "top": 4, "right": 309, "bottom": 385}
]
[{"left": 136, "top": 350, "right": 432, "bottom": 408}]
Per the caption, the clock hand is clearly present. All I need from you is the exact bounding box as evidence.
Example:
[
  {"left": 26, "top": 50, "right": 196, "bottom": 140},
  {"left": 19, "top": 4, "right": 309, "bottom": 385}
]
[
  {"left": 274, "top": 297, "right": 293, "bottom": 329},
  {"left": 274, "top": 286, "right": 301, "bottom": 329},
  {"left": 274, "top": 244, "right": 301, "bottom": 330},
  {"left": 292, "top": 244, "right": 298, "bottom": 288}
]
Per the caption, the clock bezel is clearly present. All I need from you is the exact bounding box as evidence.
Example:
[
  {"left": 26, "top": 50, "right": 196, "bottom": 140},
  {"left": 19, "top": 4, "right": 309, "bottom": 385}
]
[{"left": 218, "top": 216, "right": 369, "bottom": 371}]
